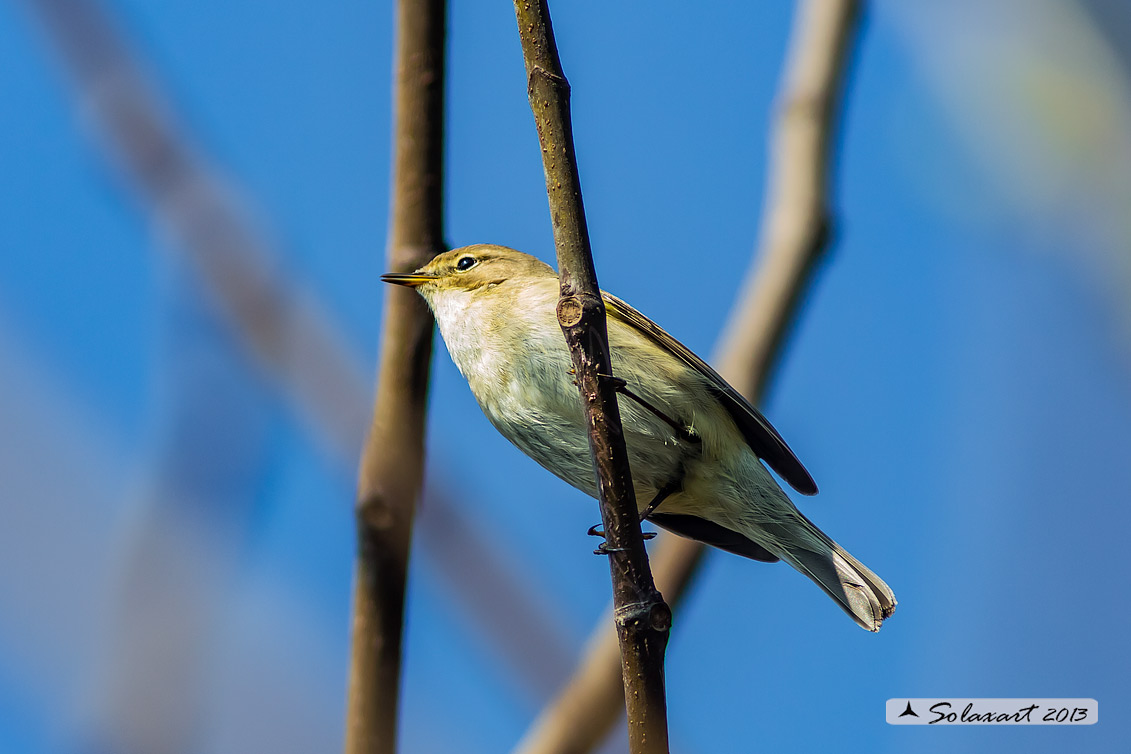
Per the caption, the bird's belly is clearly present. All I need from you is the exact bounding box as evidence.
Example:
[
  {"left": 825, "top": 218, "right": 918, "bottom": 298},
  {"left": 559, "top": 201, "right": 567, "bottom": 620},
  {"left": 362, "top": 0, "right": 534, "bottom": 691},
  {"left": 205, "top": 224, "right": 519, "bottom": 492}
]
[{"left": 473, "top": 349, "right": 690, "bottom": 503}]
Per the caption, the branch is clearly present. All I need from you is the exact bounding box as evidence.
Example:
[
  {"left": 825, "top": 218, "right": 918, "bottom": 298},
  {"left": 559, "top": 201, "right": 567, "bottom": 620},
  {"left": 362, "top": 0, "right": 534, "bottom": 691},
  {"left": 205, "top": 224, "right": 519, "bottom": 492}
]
[
  {"left": 513, "top": 2, "right": 862, "bottom": 752},
  {"left": 345, "top": 1, "right": 446, "bottom": 752},
  {"left": 512, "top": 2, "right": 671, "bottom": 753},
  {"left": 715, "top": 0, "right": 860, "bottom": 388}
]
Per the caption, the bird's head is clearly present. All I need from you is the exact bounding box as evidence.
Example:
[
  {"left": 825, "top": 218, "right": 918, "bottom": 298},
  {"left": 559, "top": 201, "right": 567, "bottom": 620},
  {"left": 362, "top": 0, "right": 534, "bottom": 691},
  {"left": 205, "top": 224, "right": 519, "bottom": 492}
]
[{"left": 381, "top": 244, "right": 555, "bottom": 307}]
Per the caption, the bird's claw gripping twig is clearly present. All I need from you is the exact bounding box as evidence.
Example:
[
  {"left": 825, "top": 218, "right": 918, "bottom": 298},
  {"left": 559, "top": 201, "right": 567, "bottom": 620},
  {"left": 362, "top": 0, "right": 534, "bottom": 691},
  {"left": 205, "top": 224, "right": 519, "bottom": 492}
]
[{"left": 588, "top": 522, "right": 657, "bottom": 554}]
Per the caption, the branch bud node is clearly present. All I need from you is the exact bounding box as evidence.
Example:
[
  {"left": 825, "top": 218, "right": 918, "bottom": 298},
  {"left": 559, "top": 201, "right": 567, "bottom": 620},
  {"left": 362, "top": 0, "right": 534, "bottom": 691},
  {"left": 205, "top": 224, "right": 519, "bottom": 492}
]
[{"left": 557, "top": 295, "right": 584, "bottom": 328}]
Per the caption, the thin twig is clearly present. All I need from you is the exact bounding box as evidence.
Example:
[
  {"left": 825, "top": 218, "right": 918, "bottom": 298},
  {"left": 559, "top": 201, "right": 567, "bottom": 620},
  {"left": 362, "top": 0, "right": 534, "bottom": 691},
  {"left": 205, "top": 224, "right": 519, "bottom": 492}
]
[
  {"left": 512, "top": 2, "right": 671, "bottom": 753},
  {"left": 345, "top": 1, "right": 446, "bottom": 752},
  {"left": 513, "top": 2, "right": 862, "bottom": 752}
]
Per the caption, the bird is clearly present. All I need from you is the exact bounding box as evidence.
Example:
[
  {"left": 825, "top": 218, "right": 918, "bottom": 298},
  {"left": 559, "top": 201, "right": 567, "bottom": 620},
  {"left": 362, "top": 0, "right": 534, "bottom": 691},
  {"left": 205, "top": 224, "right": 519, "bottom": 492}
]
[{"left": 382, "top": 244, "right": 895, "bottom": 631}]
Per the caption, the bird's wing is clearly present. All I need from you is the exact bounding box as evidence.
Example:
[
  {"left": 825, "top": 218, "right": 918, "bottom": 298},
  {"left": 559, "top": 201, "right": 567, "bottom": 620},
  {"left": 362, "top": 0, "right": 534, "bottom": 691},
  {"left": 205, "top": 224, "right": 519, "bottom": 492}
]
[
  {"left": 603, "top": 292, "right": 818, "bottom": 495},
  {"left": 647, "top": 513, "right": 780, "bottom": 562}
]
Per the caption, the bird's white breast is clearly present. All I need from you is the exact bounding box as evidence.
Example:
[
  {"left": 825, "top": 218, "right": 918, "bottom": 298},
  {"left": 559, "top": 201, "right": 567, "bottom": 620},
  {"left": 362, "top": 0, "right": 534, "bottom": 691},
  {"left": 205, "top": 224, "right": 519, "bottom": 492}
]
[
  {"left": 428, "top": 280, "right": 600, "bottom": 489},
  {"left": 424, "top": 278, "right": 732, "bottom": 503}
]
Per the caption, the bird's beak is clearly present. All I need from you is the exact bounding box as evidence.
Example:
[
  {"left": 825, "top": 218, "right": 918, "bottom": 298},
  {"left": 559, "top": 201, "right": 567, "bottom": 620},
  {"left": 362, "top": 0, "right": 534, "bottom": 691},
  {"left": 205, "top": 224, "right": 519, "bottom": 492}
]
[{"left": 381, "top": 272, "right": 436, "bottom": 288}]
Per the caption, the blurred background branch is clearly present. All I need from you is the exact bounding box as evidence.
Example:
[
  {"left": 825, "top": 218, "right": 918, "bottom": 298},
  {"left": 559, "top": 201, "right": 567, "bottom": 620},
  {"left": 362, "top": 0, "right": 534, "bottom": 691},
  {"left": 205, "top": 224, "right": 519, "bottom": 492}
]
[
  {"left": 17, "top": 0, "right": 566, "bottom": 750},
  {"left": 23, "top": 0, "right": 372, "bottom": 461},
  {"left": 345, "top": 0, "right": 446, "bottom": 751},
  {"left": 514, "top": 1, "right": 862, "bottom": 751},
  {"left": 20, "top": 1, "right": 367, "bottom": 751}
]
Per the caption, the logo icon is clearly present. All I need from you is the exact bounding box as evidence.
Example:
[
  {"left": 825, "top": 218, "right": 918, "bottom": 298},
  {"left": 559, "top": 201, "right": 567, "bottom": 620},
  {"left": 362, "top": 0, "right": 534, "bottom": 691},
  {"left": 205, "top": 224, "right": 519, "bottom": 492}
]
[{"left": 898, "top": 701, "right": 919, "bottom": 718}]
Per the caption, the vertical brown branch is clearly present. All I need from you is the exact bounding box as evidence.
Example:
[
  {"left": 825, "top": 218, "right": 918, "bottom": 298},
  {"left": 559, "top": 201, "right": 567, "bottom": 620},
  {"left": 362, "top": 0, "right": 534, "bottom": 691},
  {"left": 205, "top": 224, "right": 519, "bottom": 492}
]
[
  {"left": 512, "top": 2, "right": 671, "bottom": 753},
  {"left": 514, "top": 2, "right": 862, "bottom": 752},
  {"left": 345, "top": 1, "right": 446, "bottom": 752}
]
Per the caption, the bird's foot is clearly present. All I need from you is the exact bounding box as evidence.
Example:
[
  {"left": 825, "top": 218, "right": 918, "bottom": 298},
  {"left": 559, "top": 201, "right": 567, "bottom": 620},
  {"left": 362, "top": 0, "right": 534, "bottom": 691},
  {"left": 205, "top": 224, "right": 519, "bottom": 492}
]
[{"left": 588, "top": 522, "right": 656, "bottom": 554}]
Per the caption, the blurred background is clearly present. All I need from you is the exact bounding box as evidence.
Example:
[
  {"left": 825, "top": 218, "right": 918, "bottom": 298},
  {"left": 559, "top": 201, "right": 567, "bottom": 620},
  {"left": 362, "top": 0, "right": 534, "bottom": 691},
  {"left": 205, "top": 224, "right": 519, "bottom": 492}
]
[{"left": 2, "top": 0, "right": 1130, "bottom": 752}]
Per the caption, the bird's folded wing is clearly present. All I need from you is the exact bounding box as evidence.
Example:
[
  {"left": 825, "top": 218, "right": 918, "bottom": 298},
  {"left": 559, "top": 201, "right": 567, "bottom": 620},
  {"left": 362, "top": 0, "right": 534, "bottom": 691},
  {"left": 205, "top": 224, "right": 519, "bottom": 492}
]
[
  {"left": 647, "top": 513, "right": 780, "bottom": 562},
  {"left": 603, "top": 292, "right": 818, "bottom": 495}
]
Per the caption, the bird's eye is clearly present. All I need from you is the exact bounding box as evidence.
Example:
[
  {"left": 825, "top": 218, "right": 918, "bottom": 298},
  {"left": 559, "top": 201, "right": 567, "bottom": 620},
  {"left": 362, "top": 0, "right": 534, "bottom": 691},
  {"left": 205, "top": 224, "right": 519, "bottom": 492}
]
[{"left": 456, "top": 256, "right": 476, "bottom": 271}]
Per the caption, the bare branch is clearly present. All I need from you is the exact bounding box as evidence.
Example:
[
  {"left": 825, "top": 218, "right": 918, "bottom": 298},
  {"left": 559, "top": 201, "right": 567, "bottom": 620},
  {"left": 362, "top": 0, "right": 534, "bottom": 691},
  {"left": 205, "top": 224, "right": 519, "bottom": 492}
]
[
  {"left": 715, "top": 0, "right": 860, "bottom": 389},
  {"left": 513, "top": 2, "right": 862, "bottom": 752},
  {"left": 512, "top": 2, "right": 671, "bottom": 752},
  {"left": 345, "top": 1, "right": 446, "bottom": 752}
]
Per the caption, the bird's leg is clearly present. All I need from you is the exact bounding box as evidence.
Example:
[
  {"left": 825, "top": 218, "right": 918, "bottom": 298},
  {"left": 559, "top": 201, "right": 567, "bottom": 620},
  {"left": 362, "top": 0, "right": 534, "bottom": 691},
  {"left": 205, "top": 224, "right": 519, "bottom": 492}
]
[
  {"left": 587, "top": 478, "right": 677, "bottom": 555},
  {"left": 639, "top": 477, "right": 681, "bottom": 522},
  {"left": 598, "top": 373, "right": 701, "bottom": 445}
]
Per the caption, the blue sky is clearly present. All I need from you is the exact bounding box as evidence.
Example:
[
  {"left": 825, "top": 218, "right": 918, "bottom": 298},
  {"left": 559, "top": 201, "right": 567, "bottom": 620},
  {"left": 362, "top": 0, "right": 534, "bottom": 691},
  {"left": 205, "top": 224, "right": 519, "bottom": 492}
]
[{"left": 1, "top": 1, "right": 1129, "bottom": 752}]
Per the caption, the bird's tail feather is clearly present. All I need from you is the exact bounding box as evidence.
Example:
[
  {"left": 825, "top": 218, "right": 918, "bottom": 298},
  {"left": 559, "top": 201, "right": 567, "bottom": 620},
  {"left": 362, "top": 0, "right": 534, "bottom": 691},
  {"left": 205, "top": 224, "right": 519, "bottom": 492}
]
[{"left": 762, "top": 516, "right": 896, "bottom": 632}]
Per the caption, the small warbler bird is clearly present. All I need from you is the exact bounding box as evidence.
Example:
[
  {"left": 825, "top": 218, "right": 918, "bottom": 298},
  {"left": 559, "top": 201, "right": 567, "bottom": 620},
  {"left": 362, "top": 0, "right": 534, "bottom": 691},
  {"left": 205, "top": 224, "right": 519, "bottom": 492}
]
[{"left": 383, "top": 244, "right": 895, "bottom": 631}]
